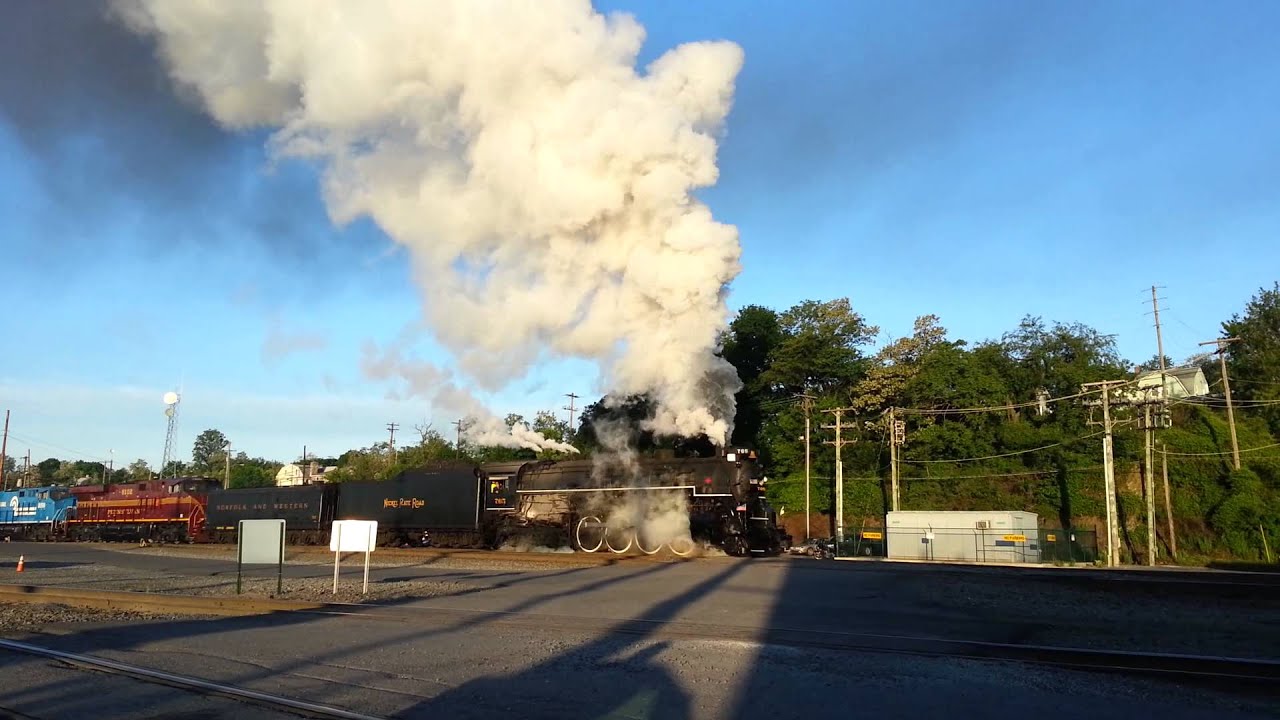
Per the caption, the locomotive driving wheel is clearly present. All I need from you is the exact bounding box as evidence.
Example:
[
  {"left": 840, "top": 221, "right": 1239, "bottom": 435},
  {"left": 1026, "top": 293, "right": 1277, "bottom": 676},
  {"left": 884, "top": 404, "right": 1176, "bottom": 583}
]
[
  {"left": 634, "top": 528, "right": 663, "bottom": 555},
  {"left": 575, "top": 516, "right": 605, "bottom": 553},
  {"left": 604, "top": 526, "right": 634, "bottom": 554},
  {"left": 668, "top": 536, "right": 695, "bottom": 557}
]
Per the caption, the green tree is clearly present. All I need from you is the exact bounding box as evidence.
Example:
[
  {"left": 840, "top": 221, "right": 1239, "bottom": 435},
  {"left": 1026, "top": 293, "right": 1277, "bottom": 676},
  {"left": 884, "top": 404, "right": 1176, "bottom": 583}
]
[
  {"left": 999, "top": 316, "right": 1128, "bottom": 399},
  {"left": 530, "top": 410, "right": 576, "bottom": 459},
  {"left": 226, "top": 455, "right": 281, "bottom": 489},
  {"left": 127, "top": 459, "right": 153, "bottom": 481},
  {"left": 851, "top": 314, "right": 949, "bottom": 413},
  {"left": 162, "top": 460, "right": 190, "bottom": 477},
  {"left": 37, "top": 457, "right": 61, "bottom": 482},
  {"left": 721, "top": 305, "right": 784, "bottom": 447},
  {"left": 191, "top": 429, "right": 230, "bottom": 471},
  {"left": 1136, "top": 354, "right": 1175, "bottom": 372},
  {"left": 1223, "top": 282, "right": 1280, "bottom": 432},
  {"left": 760, "top": 298, "right": 878, "bottom": 394}
]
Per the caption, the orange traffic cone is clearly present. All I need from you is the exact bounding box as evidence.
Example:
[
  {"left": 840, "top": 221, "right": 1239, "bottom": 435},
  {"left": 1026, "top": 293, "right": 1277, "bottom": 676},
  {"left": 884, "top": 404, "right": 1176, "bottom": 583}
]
[{"left": 15, "top": 555, "right": 24, "bottom": 573}]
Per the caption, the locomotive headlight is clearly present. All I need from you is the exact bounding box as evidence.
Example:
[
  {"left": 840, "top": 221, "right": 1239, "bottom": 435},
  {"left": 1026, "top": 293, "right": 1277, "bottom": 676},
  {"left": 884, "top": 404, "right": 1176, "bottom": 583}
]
[{"left": 725, "top": 453, "right": 737, "bottom": 462}]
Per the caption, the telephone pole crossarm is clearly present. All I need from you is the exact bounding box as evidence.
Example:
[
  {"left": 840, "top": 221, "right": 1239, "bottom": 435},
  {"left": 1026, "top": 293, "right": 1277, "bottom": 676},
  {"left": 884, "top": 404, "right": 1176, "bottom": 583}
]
[{"left": 564, "top": 393, "right": 580, "bottom": 433}]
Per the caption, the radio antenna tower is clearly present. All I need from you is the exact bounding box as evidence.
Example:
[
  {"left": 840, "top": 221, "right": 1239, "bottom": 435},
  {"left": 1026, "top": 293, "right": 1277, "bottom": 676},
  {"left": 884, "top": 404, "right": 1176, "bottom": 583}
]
[{"left": 160, "top": 390, "right": 181, "bottom": 478}]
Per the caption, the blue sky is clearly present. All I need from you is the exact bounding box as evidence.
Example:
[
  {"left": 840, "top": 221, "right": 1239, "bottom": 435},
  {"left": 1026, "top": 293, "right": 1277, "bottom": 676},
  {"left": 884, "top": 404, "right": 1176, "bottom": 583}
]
[{"left": 1, "top": 1, "right": 1277, "bottom": 468}]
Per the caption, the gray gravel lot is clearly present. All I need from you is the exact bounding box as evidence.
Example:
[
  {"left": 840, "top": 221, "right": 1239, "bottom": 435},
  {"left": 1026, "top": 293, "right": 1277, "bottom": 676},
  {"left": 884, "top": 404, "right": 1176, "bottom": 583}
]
[
  {"left": 2, "top": 560, "right": 471, "bottom": 604},
  {"left": 0, "top": 601, "right": 213, "bottom": 633}
]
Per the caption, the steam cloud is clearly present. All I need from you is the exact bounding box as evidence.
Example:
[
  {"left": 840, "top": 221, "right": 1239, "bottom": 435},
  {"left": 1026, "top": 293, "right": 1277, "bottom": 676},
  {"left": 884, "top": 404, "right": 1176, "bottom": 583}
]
[{"left": 113, "top": 0, "right": 746, "bottom": 445}]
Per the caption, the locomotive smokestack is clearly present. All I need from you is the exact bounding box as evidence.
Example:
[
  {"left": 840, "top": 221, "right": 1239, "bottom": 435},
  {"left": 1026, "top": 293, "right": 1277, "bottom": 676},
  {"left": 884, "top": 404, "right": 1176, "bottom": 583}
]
[{"left": 113, "top": 0, "right": 745, "bottom": 446}]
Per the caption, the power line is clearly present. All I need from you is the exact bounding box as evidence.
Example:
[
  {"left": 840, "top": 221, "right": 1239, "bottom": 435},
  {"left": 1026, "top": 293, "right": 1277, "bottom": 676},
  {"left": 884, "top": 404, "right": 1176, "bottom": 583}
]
[
  {"left": 1178, "top": 396, "right": 1280, "bottom": 407},
  {"left": 901, "top": 431, "right": 1105, "bottom": 464},
  {"left": 895, "top": 381, "right": 1138, "bottom": 416},
  {"left": 1157, "top": 442, "right": 1280, "bottom": 458},
  {"left": 903, "top": 466, "right": 1105, "bottom": 482},
  {"left": 757, "top": 395, "right": 801, "bottom": 410},
  {"left": 4, "top": 431, "right": 112, "bottom": 464},
  {"left": 1230, "top": 377, "right": 1280, "bottom": 388}
]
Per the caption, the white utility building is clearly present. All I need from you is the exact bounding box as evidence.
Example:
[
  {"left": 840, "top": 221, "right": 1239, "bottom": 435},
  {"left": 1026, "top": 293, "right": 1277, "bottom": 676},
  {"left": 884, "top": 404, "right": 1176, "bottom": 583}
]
[{"left": 885, "top": 510, "right": 1041, "bottom": 564}]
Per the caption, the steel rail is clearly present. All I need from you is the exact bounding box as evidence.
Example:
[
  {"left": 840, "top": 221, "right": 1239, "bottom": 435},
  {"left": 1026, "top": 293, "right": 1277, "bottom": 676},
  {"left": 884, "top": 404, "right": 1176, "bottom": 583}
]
[{"left": 0, "top": 638, "right": 389, "bottom": 720}]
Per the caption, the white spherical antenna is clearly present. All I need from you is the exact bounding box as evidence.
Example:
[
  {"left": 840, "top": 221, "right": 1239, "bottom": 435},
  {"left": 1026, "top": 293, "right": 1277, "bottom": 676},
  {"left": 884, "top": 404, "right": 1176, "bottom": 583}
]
[{"left": 163, "top": 391, "right": 179, "bottom": 405}]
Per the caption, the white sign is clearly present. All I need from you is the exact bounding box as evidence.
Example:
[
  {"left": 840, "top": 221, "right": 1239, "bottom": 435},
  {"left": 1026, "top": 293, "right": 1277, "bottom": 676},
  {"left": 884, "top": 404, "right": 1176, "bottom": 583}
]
[
  {"left": 331, "top": 520, "right": 378, "bottom": 595},
  {"left": 330, "top": 520, "right": 378, "bottom": 553}
]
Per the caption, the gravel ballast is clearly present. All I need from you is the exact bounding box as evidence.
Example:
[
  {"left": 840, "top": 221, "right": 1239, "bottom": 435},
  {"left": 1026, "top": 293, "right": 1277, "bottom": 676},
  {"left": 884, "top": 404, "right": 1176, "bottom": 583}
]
[{"left": 0, "top": 601, "right": 213, "bottom": 633}]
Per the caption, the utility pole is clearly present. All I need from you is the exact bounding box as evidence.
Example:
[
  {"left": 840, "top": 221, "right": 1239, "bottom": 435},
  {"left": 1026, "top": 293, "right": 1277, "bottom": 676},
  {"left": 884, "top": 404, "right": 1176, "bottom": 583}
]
[
  {"left": 821, "top": 407, "right": 855, "bottom": 546},
  {"left": 564, "top": 393, "right": 580, "bottom": 433},
  {"left": 1161, "top": 440, "right": 1176, "bottom": 561},
  {"left": 0, "top": 410, "right": 9, "bottom": 492},
  {"left": 800, "top": 393, "right": 815, "bottom": 541},
  {"left": 452, "top": 419, "right": 466, "bottom": 457},
  {"left": 1142, "top": 405, "right": 1157, "bottom": 566},
  {"left": 888, "top": 407, "right": 904, "bottom": 512},
  {"left": 1083, "top": 380, "right": 1126, "bottom": 567},
  {"left": 386, "top": 422, "right": 399, "bottom": 464},
  {"left": 1150, "top": 286, "right": 1167, "bottom": 382},
  {"left": 1142, "top": 287, "right": 1169, "bottom": 565},
  {"left": 1199, "top": 338, "right": 1241, "bottom": 470},
  {"left": 302, "top": 445, "right": 309, "bottom": 485},
  {"left": 22, "top": 451, "right": 31, "bottom": 490},
  {"left": 224, "top": 441, "right": 232, "bottom": 488}
]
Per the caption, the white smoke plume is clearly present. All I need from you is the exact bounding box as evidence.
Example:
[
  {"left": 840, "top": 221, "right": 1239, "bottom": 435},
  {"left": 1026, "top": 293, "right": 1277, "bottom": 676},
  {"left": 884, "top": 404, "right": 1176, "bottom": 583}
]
[
  {"left": 115, "top": 0, "right": 745, "bottom": 445},
  {"left": 360, "top": 342, "right": 576, "bottom": 454}
]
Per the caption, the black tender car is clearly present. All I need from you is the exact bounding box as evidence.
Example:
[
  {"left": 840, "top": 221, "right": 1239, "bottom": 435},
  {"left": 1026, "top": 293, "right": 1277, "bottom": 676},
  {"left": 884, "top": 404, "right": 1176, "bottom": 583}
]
[{"left": 205, "top": 484, "right": 336, "bottom": 545}]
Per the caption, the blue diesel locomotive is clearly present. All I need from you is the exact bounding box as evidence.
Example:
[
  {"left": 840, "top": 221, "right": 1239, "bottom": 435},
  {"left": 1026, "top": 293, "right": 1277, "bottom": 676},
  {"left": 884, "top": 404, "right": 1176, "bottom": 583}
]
[{"left": 0, "top": 486, "right": 76, "bottom": 541}]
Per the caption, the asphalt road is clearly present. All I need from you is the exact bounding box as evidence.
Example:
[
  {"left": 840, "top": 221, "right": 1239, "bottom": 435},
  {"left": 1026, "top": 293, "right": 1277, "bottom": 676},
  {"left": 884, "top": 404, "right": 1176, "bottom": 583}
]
[{"left": 1, "top": 543, "right": 1277, "bottom": 719}]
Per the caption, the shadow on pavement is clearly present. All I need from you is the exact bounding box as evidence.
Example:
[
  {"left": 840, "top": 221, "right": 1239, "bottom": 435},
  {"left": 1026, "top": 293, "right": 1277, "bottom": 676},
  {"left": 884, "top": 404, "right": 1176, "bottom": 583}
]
[
  {"left": 0, "top": 559, "right": 709, "bottom": 719},
  {"left": 393, "top": 561, "right": 748, "bottom": 720}
]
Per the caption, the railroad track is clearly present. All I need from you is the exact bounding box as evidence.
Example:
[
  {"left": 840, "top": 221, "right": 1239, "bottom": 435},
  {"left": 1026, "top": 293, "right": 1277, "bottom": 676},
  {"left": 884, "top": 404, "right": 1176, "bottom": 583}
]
[
  {"left": 3, "top": 584, "right": 1277, "bottom": 687},
  {"left": 117, "top": 543, "right": 692, "bottom": 566},
  {"left": 0, "top": 638, "right": 388, "bottom": 720},
  {"left": 113, "top": 544, "right": 1280, "bottom": 586}
]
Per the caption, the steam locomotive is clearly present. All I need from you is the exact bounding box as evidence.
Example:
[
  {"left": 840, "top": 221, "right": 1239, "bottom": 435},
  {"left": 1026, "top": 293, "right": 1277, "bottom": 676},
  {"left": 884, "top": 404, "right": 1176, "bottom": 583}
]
[
  {"left": 207, "top": 448, "right": 788, "bottom": 555},
  {"left": 4, "top": 449, "right": 789, "bottom": 556}
]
